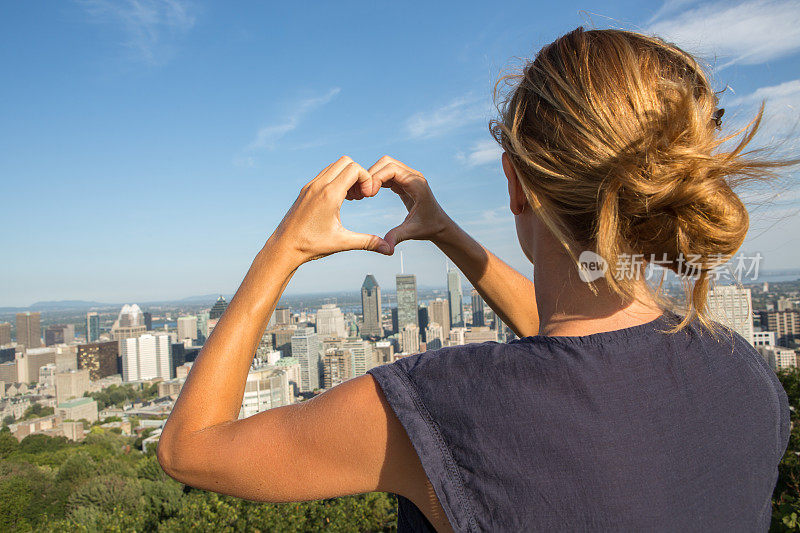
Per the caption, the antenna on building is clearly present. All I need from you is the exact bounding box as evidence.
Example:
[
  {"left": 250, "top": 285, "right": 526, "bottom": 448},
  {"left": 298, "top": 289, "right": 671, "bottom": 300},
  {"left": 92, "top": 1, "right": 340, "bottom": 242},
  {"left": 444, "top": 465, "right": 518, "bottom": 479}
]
[{"left": 400, "top": 251, "right": 405, "bottom": 274}]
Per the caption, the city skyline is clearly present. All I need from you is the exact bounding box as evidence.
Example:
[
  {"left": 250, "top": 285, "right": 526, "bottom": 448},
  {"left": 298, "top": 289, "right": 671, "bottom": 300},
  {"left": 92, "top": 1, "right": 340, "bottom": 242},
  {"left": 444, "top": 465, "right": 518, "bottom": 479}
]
[{"left": 2, "top": 1, "right": 800, "bottom": 307}]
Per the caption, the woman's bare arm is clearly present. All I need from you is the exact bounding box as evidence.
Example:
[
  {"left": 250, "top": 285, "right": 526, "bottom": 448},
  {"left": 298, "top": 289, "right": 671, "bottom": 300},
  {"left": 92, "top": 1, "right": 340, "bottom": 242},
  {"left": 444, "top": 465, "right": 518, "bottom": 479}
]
[
  {"left": 368, "top": 156, "right": 539, "bottom": 338},
  {"left": 155, "top": 158, "right": 453, "bottom": 532},
  {"left": 432, "top": 219, "right": 539, "bottom": 338}
]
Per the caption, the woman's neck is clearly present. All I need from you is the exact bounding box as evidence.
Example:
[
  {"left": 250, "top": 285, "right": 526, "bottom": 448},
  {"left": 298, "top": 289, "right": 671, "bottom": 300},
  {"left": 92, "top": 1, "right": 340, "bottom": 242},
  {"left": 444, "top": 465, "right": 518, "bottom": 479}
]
[{"left": 532, "top": 248, "right": 664, "bottom": 337}]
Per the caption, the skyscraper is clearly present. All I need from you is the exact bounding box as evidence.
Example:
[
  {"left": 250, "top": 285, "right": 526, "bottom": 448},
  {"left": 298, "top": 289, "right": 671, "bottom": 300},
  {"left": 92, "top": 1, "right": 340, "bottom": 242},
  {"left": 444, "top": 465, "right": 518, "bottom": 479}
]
[
  {"left": 120, "top": 333, "right": 171, "bottom": 382},
  {"left": 196, "top": 311, "right": 210, "bottom": 342},
  {"left": 45, "top": 324, "right": 75, "bottom": 346},
  {"left": 707, "top": 285, "right": 754, "bottom": 345},
  {"left": 275, "top": 307, "right": 291, "bottom": 325},
  {"left": 360, "top": 274, "right": 383, "bottom": 338},
  {"left": 322, "top": 349, "right": 353, "bottom": 388},
  {"left": 16, "top": 312, "right": 42, "bottom": 349},
  {"left": 428, "top": 298, "right": 451, "bottom": 339},
  {"left": 344, "top": 338, "right": 377, "bottom": 377},
  {"left": 425, "top": 323, "right": 444, "bottom": 350},
  {"left": 177, "top": 316, "right": 198, "bottom": 341},
  {"left": 86, "top": 312, "right": 100, "bottom": 343},
  {"left": 400, "top": 324, "right": 421, "bottom": 354},
  {"left": 471, "top": 289, "right": 486, "bottom": 327},
  {"left": 291, "top": 327, "right": 322, "bottom": 392},
  {"left": 0, "top": 323, "right": 10, "bottom": 346},
  {"left": 396, "top": 274, "right": 419, "bottom": 330},
  {"left": 210, "top": 296, "right": 229, "bottom": 320},
  {"left": 760, "top": 310, "right": 800, "bottom": 347},
  {"left": 111, "top": 304, "right": 147, "bottom": 341},
  {"left": 77, "top": 341, "right": 119, "bottom": 380},
  {"left": 447, "top": 267, "right": 464, "bottom": 328},
  {"left": 316, "top": 304, "right": 347, "bottom": 337}
]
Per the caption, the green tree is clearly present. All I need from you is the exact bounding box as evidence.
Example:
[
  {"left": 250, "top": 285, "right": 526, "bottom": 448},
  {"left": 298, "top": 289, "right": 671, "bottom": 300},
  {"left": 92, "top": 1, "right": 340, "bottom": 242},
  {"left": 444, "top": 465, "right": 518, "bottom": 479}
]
[
  {"left": 0, "top": 432, "right": 19, "bottom": 458},
  {"left": 772, "top": 367, "right": 800, "bottom": 531}
]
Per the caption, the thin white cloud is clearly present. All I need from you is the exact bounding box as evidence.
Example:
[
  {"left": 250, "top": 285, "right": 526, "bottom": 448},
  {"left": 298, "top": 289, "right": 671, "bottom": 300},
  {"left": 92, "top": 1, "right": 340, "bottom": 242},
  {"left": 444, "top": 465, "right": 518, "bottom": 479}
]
[
  {"left": 646, "top": 0, "right": 697, "bottom": 24},
  {"left": 77, "top": 0, "right": 195, "bottom": 65},
  {"left": 721, "top": 79, "right": 800, "bottom": 154},
  {"left": 456, "top": 139, "right": 503, "bottom": 167},
  {"left": 235, "top": 88, "right": 341, "bottom": 167},
  {"left": 647, "top": 0, "right": 800, "bottom": 68},
  {"left": 405, "top": 95, "right": 490, "bottom": 139},
  {"left": 727, "top": 79, "right": 800, "bottom": 107}
]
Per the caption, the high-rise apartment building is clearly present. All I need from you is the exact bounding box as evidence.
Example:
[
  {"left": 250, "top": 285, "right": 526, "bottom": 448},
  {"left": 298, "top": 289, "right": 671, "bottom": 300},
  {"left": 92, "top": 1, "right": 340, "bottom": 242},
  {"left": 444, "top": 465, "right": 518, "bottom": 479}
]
[
  {"left": 396, "top": 274, "right": 419, "bottom": 331},
  {"left": 86, "top": 312, "right": 100, "bottom": 343},
  {"left": 291, "top": 327, "right": 322, "bottom": 392},
  {"left": 143, "top": 312, "right": 153, "bottom": 330},
  {"left": 360, "top": 274, "right": 383, "bottom": 338},
  {"left": 471, "top": 289, "right": 485, "bottom": 327},
  {"left": 322, "top": 348, "right": 353, "bottom": 388},
  {"left": 196, "top": 311, "right": 210, "bottom": 342},
  {"left": 425, "top": 322, "right": 445, "bottom": 347},
  {"left": 447, "top": 267, "right": 464, "bottom": 328},
  {"left": 239, "top": 366, "right": 292, "bottom": 419},
  {"left": 275, "top": 307, "right": 292, "bottom": 326},
  {"left": 760, "top": 310, "right": 800, "bottom": 347},
  {"left": 374, "top": 341, "right": 394, "bottom": 364},
  {"left": 16, "top": 312, "right": 42, "bottom": 349},
  {"left": 0, "top": 322, "right": 11, "bottom": 346},
  {"left": 272, "top": 327, "right": 296, "bottom": 357},
  {"left": 344, "top": 338, "right": 377, "bottom": 377},
  {"left": 707, "top": 285, "right": 754, "bottom": 345},
  {"left": 428, "top": 298, "right": 450, "bottom": 339},
  {"left": 400, "top": 324, "right": 421, "bottom": 354},
  {"left": 45, "top": 324, "right": 74, "bottom": 346},
  {"left": 177, "top": 316, "right": 198, "bottom": 341},
  {"left": 209, "top": 296, "right": 229, "bottom": 320},
  {"left": 758, "top": 346, "right": 798, "bottom": 371},
  {"left": 316, "top": 304, "right": 347, "bottom": 337},
  {"left": 120, "top": 333, "right": 171, "bottom": 382}
]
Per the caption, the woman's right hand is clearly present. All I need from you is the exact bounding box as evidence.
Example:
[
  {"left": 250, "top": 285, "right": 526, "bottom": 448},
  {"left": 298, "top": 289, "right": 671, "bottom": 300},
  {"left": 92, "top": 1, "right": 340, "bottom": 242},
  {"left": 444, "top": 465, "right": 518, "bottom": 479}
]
[{"left": 363, "top": 156, "right": 454, "bottom": 254}]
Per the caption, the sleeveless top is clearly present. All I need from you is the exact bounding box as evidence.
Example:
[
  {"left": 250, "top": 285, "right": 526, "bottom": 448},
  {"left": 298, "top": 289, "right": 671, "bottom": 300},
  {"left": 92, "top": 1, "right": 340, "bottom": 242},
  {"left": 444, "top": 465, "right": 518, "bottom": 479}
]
[{"left": 366, "top": 312, "right": 790, "bottom": 532}]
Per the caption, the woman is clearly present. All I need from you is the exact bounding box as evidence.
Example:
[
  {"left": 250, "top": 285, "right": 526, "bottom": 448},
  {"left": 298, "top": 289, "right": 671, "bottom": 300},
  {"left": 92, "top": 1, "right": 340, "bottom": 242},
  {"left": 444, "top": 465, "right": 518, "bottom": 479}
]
[{"left": 158, "top": 28, "right": 792, "bottom": 531}]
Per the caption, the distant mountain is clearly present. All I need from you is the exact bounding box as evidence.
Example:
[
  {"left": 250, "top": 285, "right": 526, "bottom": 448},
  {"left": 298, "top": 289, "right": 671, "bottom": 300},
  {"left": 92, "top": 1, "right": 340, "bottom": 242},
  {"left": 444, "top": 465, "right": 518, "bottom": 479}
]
[
  {"left": 28, "top": 300, "right": 112, "bottom": 310},
  {"left": 177, "top": 294, "right": 230, "bottom": 303},
  {"left": 0, "top": 300, "right": 114, "bottom": 313}
]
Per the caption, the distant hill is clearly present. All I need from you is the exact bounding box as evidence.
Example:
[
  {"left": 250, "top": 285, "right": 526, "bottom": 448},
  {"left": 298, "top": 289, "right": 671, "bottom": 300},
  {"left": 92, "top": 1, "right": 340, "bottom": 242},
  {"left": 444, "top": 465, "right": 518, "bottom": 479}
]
[{"left": 0, "top": 300, "right": 114, "bottom": 313}]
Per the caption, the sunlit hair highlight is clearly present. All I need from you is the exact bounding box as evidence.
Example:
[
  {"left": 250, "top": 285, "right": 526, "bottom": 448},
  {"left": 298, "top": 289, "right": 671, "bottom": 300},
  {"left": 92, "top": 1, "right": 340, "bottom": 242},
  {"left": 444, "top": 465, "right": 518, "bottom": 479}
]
[{"left": 490, "top": 27, "right": 797, "bottom": 331}]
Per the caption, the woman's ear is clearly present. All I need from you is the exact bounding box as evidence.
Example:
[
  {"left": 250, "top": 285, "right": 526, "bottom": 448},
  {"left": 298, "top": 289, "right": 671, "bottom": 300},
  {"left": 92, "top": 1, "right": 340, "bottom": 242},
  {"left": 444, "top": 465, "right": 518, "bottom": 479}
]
[{"left": 502, "top": 152, "right": 527, "bottom": 215}]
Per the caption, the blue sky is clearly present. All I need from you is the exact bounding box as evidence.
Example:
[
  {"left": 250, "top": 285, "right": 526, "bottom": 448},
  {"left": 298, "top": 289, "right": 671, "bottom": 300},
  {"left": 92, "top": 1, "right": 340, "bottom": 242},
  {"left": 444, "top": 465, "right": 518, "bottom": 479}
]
[{"left": 1, "top": 0, "right": 799, "bottom": 307}]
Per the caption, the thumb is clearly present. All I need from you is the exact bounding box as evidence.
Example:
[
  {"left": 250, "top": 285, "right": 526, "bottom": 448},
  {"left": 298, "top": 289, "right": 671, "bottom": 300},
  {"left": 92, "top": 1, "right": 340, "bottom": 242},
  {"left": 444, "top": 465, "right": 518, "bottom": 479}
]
[
  {"left": 340, "top": 229, "right": 392, "bottom": 255},
  {"left": 384, "top": 223, "right": 412, "bottom": 253}
]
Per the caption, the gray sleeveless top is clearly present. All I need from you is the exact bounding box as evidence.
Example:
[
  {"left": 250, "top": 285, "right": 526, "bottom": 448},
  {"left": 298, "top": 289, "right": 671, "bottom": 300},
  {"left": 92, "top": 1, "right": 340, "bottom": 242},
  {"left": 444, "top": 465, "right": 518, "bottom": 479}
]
[{"left": 366, "top": 312, "right": 790, "bottom": 532}]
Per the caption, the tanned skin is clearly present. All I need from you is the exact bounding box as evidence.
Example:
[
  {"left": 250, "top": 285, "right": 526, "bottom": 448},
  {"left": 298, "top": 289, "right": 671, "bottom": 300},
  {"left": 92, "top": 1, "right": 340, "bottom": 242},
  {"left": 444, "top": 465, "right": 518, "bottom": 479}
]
[{"left": 158, "top": 154, "right": 660, "bottom": 532}]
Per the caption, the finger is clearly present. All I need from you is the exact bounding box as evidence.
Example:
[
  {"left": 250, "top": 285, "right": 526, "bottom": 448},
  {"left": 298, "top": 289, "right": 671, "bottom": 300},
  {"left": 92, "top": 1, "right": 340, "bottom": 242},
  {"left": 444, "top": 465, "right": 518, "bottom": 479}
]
[
  {"left": 345, "top": 188, "right": 366, "bottom": 201},
  {"left": 309, "top": 156, "right": 354, "bottom": 188},
  {"left": 371, "top": 163, "right": 426, "bottom": 196},
  {"left": 330, "top": 162, "right": 376, "bottom": 198},
  {"left": 367, "top": 155, "right": 415, "bottom": 174},
  {"left": 340, "top": 229, "right": 392, "bottom": 255}
]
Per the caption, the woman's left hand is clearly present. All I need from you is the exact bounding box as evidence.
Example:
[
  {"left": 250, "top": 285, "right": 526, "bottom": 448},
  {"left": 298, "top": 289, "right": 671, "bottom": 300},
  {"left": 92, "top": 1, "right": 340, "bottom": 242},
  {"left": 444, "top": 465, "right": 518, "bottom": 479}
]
[{"left": 269, "top": 156, "right": 392, "bottom": 264}]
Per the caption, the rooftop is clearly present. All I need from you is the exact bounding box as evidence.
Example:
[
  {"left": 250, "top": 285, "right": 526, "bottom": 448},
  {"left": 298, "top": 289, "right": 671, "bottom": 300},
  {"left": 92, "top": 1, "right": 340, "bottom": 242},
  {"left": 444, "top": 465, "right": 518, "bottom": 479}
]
[{"left": 58, "top": 397, "right": 95, "bottom": 409}]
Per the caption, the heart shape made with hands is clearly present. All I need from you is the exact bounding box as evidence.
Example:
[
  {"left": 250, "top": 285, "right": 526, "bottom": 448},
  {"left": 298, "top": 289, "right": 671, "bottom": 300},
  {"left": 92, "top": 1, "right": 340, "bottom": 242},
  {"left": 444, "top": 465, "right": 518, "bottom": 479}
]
[
  {"left": 283, "top": 155, "right": 446, "bottom": 262},
  {"left": 343, "top": 156, "right": 445, "bottom": 256}
]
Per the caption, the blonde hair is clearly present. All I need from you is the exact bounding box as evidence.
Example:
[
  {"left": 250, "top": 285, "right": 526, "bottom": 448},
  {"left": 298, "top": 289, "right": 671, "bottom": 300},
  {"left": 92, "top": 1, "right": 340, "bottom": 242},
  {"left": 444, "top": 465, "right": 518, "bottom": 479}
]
[{"left": 490, "top": 27, "right": 796, "bottom": 330}]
